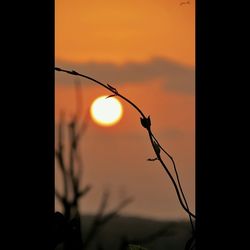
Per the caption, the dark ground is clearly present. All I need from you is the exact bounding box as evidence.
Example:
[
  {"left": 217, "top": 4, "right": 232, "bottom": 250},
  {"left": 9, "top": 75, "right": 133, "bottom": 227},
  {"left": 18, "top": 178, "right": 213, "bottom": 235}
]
[{"left": 56, "top": 214, "right": 191, "bottom": 250}]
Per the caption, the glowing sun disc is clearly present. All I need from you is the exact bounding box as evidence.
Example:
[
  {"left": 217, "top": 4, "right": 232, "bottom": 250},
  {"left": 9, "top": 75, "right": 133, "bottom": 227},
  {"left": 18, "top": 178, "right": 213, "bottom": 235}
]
[{"left": 90, "top": 96, "right": 123, "bottom": 126}]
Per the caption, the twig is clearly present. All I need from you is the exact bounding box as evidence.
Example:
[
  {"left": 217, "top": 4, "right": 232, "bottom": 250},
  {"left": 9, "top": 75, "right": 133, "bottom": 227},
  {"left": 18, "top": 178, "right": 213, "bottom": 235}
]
[
  {"left": 84, "top": 190, "right": 133, "bottom": 247},
  {"left": 151, "top": 134, "right": 195, "bottom": 232},
  {"left": 55, "top": 67, "right": 196, "bottom": 222},
  {"left": 55, "top": 114, "right": 68, "bottom": 200}
]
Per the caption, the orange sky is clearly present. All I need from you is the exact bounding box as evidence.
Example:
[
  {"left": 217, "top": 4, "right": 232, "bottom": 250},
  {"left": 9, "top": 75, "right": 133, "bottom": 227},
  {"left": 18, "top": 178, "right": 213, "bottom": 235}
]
[
  {"left": 55, "top": 0, "right": 195, "bottom": 220},
  {"left": 55, "top": 0, "right": 195, "bottom": 66}
]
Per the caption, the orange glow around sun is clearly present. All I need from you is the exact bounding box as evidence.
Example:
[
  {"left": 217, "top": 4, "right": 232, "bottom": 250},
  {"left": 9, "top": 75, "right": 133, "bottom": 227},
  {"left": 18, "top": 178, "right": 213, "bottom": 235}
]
[{"left": 90, "top": 96, "right": 123, "bottom": 126}]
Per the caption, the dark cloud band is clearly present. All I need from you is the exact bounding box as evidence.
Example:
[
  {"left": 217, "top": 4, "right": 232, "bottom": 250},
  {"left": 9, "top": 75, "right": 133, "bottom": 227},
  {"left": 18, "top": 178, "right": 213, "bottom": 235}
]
[{"left": 55, "top": 57, "right": 195, "bottom": 94}]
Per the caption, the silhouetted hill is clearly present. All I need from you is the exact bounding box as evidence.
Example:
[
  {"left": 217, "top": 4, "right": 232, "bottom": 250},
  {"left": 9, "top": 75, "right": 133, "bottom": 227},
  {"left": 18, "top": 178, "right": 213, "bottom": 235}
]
[{"left": 79, "top": 214, "right": 191, "bottom": 250}]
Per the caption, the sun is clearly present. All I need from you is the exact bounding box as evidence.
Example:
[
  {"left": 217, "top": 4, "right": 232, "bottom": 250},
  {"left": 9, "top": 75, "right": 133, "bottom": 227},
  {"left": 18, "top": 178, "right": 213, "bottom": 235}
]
[{"left": 90, "top": 95, "right": 123, "bottom": 126}]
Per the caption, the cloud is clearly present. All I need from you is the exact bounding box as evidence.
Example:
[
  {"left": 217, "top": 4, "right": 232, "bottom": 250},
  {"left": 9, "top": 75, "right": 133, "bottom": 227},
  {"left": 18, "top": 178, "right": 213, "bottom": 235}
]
[{"left": 55, "top": 57, "right": 195, "bottom": 94}]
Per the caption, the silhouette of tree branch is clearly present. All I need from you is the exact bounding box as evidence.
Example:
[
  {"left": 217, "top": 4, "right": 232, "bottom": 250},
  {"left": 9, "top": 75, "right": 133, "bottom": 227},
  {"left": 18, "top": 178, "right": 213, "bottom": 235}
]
[
  {"left": 185, "top": 233, "right": 195, "bottom": 250},
  {"left": 69, "top": 120, "right": 76, "bottom": 192},
  {"left": 55, "top": 67, "right": 195, "bottom": 222},
  {"left": 84, "top": 190, "right": 133, "bottom": 248},
  {"left": 55, "top": 113, "right": 69, "bottom": 201},
  {"left": 55, "top": 188, "right": 64, "bottom": 203},
  {"left": 77, "top": 185, "right": 92, "bottom": 199},
  {"left": 96, "top": 190, "right": 110, "bottom": 218},
  {"left": 55, "top": 112, "right": 91, "bottom": 250},
  {"left": 100, "top": 197, "right": 133, "bottom": 226},
  {"left": 55, "top": 82, "right": 137, "bottom": 250},
  {"left": 72, "top": 80, "right": 90, "bottom": 191},
  {"left": 151, "top": 133, "right": 194, "bottom": 232},
  {"left": 56, "top": 115, "right": 92, "bottom": 220}
]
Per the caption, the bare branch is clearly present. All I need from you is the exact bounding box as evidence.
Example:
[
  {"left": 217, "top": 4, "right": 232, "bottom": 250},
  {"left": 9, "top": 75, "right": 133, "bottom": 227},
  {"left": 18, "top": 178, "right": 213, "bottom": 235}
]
[
  {"left": 147, "top": 158, "right": 158, "bottom": 161},
  {"left": 77, "top": 185, "right": 92, "bottom": 198},
  {"left": 147, "top": 129, "right": 195, "bottom": 218},
  {"left": 55, "top": 67, "right": 196, "bottom": 220},
  {"left": 84, "top": 191, "right": 110, "bottom": 247},
  {"left": 69, "top": 119, "right": 76, "bottom": 180},
  {"left": 107, "top": 83, "right": 118, "bottom": 93},
  {"left": 151, "top": 133, "right": 195, "bottom": 232},
  {"left": 97, "top": 190, "right": 110, "bottom": 218},
  {"left": 55, "top": 189, "right": 64, "bottom": 203},
  {"left": 57, "top": 112, "right": 65, "bottom": 151},
  {"left": 84, "top": 193, "right": 133, "bottom": 248},
  {"left": 105, "top": 94, "right": 117, "bottom": 99},
  {"left": 55, "top": 68, "right": 145, "bottom": 118},
  {"left": 56, "top": 116, "right": 69, "bottom": 199},
  {"left": 100, "top": 197, "right": 133, "bottom": 225}
]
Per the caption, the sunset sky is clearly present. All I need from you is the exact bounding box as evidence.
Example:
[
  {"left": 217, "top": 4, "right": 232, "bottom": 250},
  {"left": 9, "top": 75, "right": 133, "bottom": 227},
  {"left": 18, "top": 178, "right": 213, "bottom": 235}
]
[{"left": 55, "top": 0, "right": 195, "bottom": 220}]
